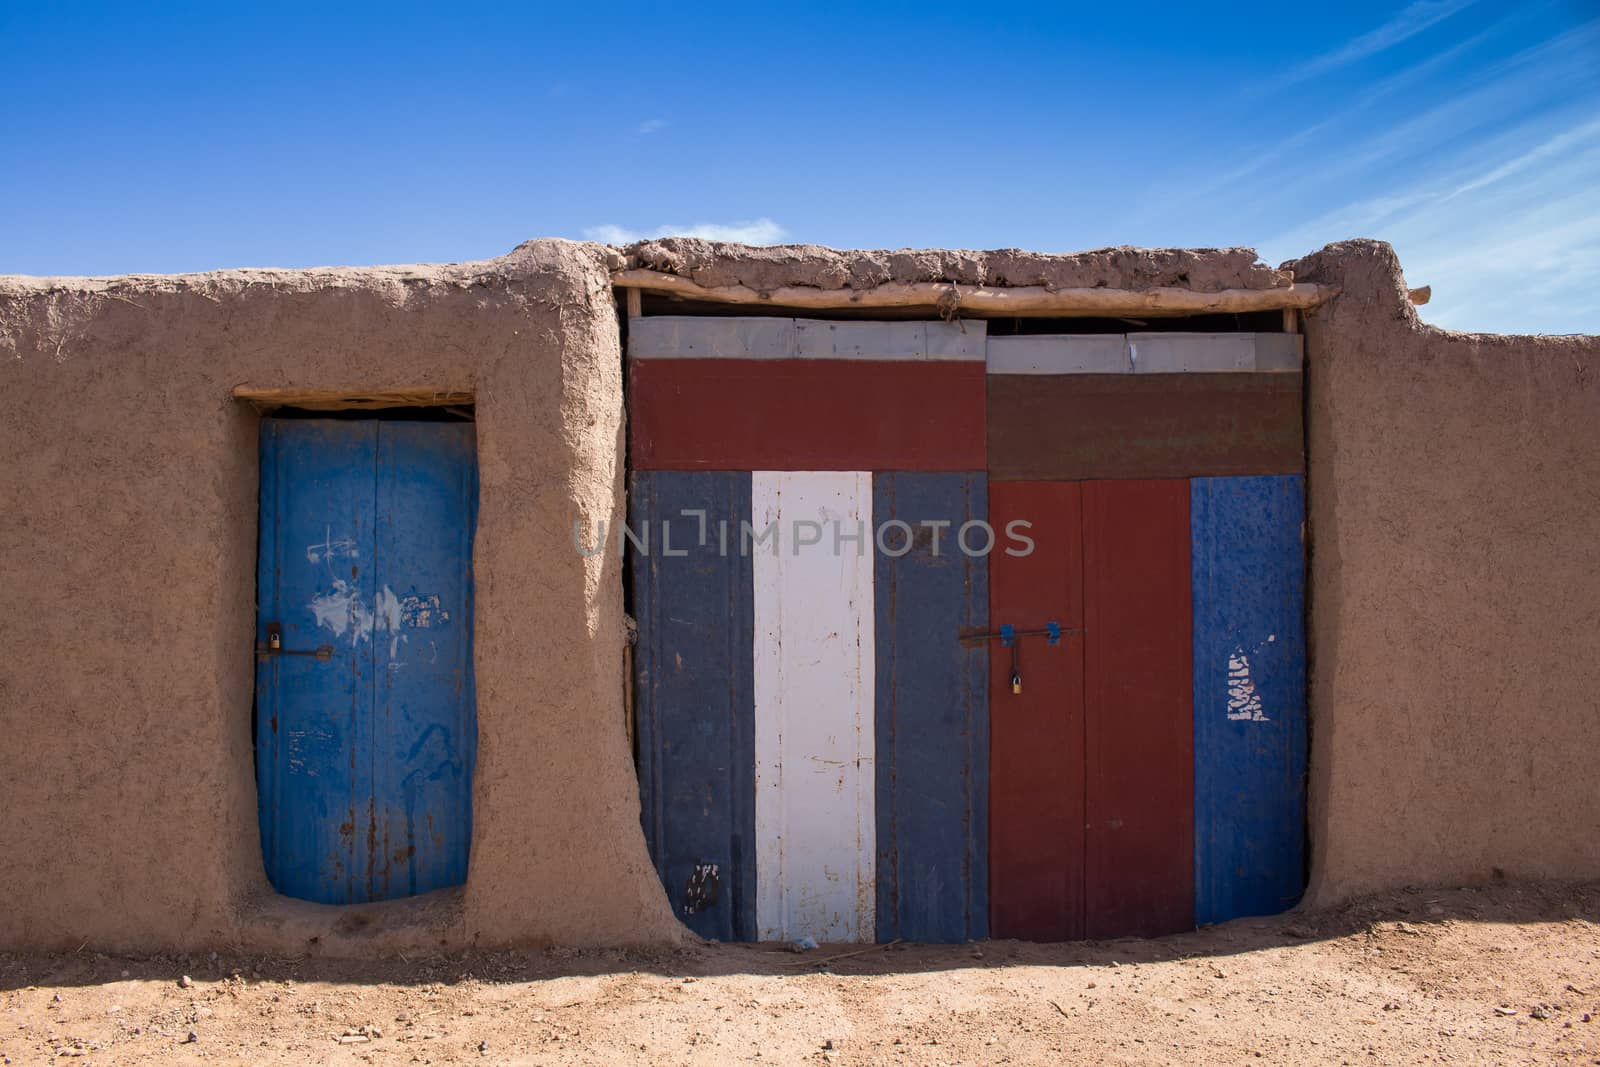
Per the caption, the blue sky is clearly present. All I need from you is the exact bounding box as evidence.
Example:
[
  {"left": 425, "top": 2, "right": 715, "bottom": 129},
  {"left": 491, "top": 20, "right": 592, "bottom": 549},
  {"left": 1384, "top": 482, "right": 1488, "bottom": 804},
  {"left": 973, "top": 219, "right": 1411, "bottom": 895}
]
[{"left": 2, "top": 2, "right": 1597, "bottom": 334}]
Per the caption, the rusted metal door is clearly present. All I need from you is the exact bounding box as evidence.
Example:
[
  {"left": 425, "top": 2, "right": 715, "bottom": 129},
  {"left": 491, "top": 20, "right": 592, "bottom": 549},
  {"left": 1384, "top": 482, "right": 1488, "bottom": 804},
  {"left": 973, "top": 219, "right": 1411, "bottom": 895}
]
[{"left": 254, "top": 419, "right": 477, "bottom": 905}]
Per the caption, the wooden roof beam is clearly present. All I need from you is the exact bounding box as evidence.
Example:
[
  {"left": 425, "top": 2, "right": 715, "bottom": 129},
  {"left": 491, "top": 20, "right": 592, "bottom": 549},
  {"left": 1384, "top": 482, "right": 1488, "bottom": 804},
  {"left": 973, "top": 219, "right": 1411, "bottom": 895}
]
[{"left": 613, "top": 268, "right": 1338, "bottom": 318}]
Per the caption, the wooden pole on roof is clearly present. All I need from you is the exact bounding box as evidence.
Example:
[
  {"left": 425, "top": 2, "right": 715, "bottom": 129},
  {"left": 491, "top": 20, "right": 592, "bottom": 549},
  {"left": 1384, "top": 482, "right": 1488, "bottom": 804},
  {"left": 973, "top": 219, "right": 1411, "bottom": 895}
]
[{"left": 612, "top": 268, "right": 1338, "bottom": 318}]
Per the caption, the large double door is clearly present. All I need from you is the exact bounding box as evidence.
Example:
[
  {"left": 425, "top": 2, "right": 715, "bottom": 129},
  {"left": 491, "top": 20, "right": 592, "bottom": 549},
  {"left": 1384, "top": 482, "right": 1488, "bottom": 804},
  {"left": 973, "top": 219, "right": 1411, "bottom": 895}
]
[{"left": 989, "top": 480, "right": 1194, "bottom": 940}]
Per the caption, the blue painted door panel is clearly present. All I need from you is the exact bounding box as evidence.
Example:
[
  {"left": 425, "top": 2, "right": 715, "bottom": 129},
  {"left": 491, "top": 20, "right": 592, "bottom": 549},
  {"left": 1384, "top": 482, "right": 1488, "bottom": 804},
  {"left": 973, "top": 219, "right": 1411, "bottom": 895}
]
[
  {"left": 371, "top": 424, "right": 478, "bottom": 900},
  {"left": 874, "top": 472, "right": 989, "bottom": 943},
  {"left": 256, "top": 419, "right": 477, "bottom": 905},
  {"left": 1191, "top": 474, "right": 1307, "bottom": 925},
  {"left": 630, "top": 470, "right": 757, "bottom": 941}
]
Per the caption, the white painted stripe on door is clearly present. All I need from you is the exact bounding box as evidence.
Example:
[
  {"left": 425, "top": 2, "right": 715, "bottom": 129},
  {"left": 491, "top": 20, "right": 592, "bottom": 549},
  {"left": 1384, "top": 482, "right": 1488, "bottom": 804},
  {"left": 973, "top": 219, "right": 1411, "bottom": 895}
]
[{"left": 752, "top": 470, "right": 876, "bottom": 943}]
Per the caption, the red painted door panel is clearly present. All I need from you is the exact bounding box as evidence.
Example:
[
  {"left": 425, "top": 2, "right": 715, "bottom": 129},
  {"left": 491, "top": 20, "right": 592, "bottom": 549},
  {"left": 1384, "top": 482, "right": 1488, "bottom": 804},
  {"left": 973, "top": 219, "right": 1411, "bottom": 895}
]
[
  {"left": 987, "top": 482, "right": 1086, "bottom": 941},
  {"left": 1082, "top": 479, "right": 1195, "bottom": 938}
]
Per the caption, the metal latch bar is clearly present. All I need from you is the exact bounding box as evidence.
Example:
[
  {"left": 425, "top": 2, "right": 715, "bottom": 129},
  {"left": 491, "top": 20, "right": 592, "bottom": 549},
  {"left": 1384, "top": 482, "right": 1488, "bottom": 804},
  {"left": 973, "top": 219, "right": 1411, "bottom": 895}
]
[
  {"left": 959, "top": 620, "right": 1079, "bottom": 696},
  {"left": 256, "top": 622, "right": 334, "bottom": 661},
  {"left": 959, "top": 622, "right": 1078, "bottom": 647}
]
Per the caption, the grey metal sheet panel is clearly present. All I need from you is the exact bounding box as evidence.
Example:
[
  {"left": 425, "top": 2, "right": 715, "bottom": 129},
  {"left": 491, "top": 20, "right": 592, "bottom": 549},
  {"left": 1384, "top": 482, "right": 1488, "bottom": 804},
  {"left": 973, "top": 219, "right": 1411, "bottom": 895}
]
[
  {"left": 1128, "top": 332, "right": 1303, "bottom": 373},
  {"left": 923, "top": 320, "right": 989, "bottom": 360},
  {"left": 794, "top": 319, "right": 986, "bottom": 361},
  {"left": 986, "top": 335, "right": 1130, "bottom": 374},
  {"left": 1250, "top": 332, "right": 1304, "bottom": 372},
  {"left": 629, "top": 316, "right": 986, "bottom": 361},
  {"left": 988, "top": 333, "right": 1303, "bottom": 374},
  {"left": 628, "top": 316, "right": 797, "bottom": 359}
]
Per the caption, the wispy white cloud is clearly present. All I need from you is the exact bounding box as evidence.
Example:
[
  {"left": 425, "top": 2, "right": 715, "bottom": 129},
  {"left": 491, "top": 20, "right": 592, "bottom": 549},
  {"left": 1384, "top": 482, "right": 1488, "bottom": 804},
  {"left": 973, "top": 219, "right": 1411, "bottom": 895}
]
[
  {"left": 1184, "top": 10, "right": 1515, "bottom": 202},
  {"left": 1272, "top": 0, "right": 1478, "bottom": 89},
  {"left": 1130, "top": 6, "right": 1549, "bottom": 234},
  {"left": 1231, "top": 20, "right": 1600, "bottom": 258},
  {"left": 584, "top": 224, "right": 646, "bottom": 244},
  {"left": 1441, "top": 115, "right": 1600, "bottom": 200},
  {"left": 1260, "top": 109, "right": 1600, "bottom": 334},
  {"left": 636, "top": 118, "right": 666, "bottom": 135},
  {"left": 582, "top": 218, "right": 789, "bottom": 245},
  {"left": 1253, "top": 24, "right": 1600, "bottom": 250},
  {"left": 1398, "top": 139, "right": 1600, "bottom": 331},
  {"left": 1312, "top": 26, "right": 1590, "bottom": 177}
]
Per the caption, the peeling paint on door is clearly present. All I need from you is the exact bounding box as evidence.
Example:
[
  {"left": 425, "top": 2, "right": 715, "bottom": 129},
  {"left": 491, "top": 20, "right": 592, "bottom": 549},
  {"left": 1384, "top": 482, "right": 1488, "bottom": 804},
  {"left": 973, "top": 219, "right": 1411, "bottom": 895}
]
[{"left": 1225, "top": 649, "right": 1268, "bottom": 721}]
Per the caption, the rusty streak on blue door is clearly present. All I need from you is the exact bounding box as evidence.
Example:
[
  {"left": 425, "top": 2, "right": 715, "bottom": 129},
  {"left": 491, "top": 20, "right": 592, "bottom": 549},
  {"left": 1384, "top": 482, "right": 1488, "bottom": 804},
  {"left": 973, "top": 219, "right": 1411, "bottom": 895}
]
[{"left": 255, "top": 418, "right": 477, "bottom": 905}]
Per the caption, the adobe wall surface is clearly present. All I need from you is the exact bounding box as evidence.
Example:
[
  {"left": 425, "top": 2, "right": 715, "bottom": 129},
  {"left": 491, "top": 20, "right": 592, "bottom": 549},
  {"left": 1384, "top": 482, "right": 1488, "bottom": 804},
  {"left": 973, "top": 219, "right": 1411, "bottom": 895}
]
[
  {"left": 0, "top": 239, "right": 684, "bottom": 954},
  {"left": 1289, "top": 240, "right": 1600, "bottom": 904},
  {"left": 2, "top": 234, "right": 1596, "bottom": 953}
]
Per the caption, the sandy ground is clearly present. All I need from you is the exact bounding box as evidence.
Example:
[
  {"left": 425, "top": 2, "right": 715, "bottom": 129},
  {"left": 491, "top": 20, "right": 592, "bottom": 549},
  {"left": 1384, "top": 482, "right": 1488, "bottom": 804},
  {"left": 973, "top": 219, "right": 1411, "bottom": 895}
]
[{"left": 2, "top": 882, "right": 1597, "bottom": 1066}]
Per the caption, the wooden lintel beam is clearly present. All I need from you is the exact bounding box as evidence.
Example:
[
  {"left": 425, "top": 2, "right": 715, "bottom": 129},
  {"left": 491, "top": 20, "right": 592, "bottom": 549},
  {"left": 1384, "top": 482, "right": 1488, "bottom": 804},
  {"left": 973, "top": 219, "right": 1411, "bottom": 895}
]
[
  {"left": 613, "top": 268, "right": 1337, "bottom": 318},
  {"left": 232, "top": 387, "right": 473, "bottom": 410}
]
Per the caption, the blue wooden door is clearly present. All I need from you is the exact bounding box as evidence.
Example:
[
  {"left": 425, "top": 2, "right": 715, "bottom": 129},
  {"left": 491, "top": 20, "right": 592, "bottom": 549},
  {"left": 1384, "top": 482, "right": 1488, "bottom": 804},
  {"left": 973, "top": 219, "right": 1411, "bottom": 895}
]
[{"left": 255, "top": 419, "right": 477, "bottom": 905}]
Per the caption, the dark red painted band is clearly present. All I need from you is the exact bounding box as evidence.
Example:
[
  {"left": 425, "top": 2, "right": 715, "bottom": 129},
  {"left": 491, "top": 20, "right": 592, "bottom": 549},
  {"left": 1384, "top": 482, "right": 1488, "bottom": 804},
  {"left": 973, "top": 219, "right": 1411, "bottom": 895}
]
[
  {"left": 987, "top": 373, "right": 1304, "bottom": 481},
  {"left": 629, "top": 359, "right": 986, "bottom": 471}
]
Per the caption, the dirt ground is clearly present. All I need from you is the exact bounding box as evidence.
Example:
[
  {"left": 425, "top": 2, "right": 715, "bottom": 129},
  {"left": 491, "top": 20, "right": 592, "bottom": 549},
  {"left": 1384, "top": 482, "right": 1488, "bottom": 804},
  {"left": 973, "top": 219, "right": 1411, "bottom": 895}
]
[{"left": 2, "top": 882, "right": 1596, "bottom": 1066}]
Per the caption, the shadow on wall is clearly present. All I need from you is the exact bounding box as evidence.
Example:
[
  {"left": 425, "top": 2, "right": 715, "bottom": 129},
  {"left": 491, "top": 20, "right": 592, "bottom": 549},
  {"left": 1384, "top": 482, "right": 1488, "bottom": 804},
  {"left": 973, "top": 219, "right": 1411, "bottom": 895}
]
[{"left": 2, "top": 879, "right": 1595, "bottom": 991}]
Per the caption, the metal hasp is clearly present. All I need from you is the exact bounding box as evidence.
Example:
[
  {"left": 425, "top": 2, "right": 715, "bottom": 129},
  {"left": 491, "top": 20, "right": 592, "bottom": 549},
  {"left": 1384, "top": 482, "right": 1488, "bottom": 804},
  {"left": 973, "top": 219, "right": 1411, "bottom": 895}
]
[
  {"left": 254, "top": 622, "right": 332, "bottom": 660},
  {"left": 961, "top": 622, "right": 1070, "bottom": 646},
  {"left": 960, "top": 622, "right": 1074, "bottom": 694}
]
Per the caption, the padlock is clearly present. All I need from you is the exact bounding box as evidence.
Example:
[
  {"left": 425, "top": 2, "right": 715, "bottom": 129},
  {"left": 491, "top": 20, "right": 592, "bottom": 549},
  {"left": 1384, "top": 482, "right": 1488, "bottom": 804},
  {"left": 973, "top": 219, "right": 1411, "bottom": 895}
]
[{"left": 1010, "top": 669, "right": 1022, "bottom": 695}]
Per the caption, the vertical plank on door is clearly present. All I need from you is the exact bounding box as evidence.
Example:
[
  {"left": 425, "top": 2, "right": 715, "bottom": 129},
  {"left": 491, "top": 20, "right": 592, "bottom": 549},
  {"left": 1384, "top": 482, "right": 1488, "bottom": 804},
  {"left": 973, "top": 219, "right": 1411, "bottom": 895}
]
[
  {"left": 873, "top": 472, "right": 989, "bottom": 943},
  {"left": 255, "top": 419, "right": 379, "bottom": 905},
  {"left": 1191, "top": 474, "right": 1307, "bottom": 924},
  {"left": 752, "top": 471, "right": 875, "bottom": 942},
  {"left": 630, "top": 470, "right": 758, "bottom": 942},
  {"left": 371, "top": 422, "right": 478, "bottom": 903},
  {"left": 1082, "top": 479, "right": 1195, "bottom": 939},
  {"left": 987, "top": 481, "right": 1086, "bottom": 941}
]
